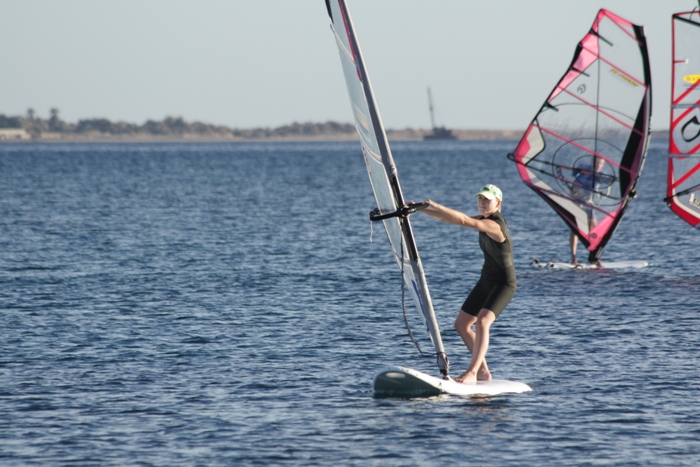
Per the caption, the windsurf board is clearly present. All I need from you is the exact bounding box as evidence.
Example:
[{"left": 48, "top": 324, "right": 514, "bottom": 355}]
[
  {"left": 373, "top": 366, "right": 532, "bottom": 398},
  {"left": 530, "top": 258, "right": 648, "bottom": 270}
]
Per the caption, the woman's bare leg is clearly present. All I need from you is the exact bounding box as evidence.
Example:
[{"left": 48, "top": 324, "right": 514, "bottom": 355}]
[
  {"left": 455, "top": 308, "right": 496, "bottom": 383},
  {"left": 454, "top": 310, "right": 491, "bottom": 381},
  {"left": 570, "top": 231, "right": 578, "bottom": 265}
]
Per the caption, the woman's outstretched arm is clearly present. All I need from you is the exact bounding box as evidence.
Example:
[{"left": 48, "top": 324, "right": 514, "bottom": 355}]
[{"left": 420, "top": 199, "right": 505, "bottom": 242}]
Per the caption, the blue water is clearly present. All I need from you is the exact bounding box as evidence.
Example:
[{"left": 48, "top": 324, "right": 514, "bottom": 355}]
[{"left": 0, "top": 139, "right": 698, "bottom": 466}]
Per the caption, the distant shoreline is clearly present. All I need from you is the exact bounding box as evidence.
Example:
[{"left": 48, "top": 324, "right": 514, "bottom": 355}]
[
  {"left": 0, "top": 113, "right": 670, "bottom": 143},
  {"left": 0, "top": 127, "right": 669, "bottom": 143}
]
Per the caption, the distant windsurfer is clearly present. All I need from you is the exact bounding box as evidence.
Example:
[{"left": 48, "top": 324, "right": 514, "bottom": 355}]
[
  {"left": 569, "top": 157, "right": 607, "bottom": 266},
  {"left": 419, "top": 184, "right": 515, "bottom": 383}
]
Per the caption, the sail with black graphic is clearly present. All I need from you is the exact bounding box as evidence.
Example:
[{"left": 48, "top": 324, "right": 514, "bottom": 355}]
[
  {"left": 508, "top": 9, "right": 652, "bottom": 264},
  {"left": 666, "top": 8, "right": 700, "bottom": 228}
]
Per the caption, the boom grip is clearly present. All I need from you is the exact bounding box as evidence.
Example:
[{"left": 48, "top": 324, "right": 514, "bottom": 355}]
[{"left": 369, "top": 202, "right": 428, "bottom": 221}]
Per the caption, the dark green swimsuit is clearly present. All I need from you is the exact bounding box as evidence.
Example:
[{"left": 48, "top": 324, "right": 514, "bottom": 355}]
[{"left": 461, "top": 211, "right": 516, "bottom": 318}]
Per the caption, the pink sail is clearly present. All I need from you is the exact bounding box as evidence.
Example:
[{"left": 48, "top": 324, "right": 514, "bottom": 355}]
[
  {"left": 509, "top": 9, "right": 652, "bottom": 263},
  {"left": 667, "top": 10, "right": 700, "bottom": 228}
]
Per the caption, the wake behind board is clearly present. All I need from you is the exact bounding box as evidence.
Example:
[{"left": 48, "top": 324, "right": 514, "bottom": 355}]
[
  {"left": 373, "top": 366, "right": 531, "bottom": 398},
  {"left": 530, "top": 258, "right": 648, "bottom": 270}
]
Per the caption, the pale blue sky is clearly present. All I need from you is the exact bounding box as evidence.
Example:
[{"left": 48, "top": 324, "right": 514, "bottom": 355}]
[{"left": 0, "top": 0, "right": 695, "bottom": 130}]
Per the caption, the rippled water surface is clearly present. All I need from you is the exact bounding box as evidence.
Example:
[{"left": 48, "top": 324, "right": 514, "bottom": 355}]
[{"left": 1, "top": 140, "right": 699, "bottom": 466}]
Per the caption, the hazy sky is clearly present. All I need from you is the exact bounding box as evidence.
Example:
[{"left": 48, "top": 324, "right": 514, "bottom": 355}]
[{"left": 0, "top": 0, "right": 695, "bottom": 130}]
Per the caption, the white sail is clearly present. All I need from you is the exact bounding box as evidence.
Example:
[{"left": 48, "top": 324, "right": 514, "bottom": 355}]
[{"left": 325, "top": 0, "right": 448, "bottom": 375}]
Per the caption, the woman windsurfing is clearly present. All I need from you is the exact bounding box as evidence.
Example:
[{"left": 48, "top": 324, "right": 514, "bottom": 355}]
[{"left": 419, "top": 184, "right": 516, "bottom": 383}]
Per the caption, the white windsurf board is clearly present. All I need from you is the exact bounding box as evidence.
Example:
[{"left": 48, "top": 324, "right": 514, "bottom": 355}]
[
  {"left": 531, "top": 258, "right": 648, "bottom": 270},
  {"left": 373, "top": 366, "right": 531, "bottom": 397}
]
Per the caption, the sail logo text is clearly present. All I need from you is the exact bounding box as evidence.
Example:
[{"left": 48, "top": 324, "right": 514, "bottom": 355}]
[
  {"left": 683, "top": 74, "right": 700, "bottom": 84},
  {"left": 610, "top": 68, "right": 639, "bottom": 87},
  {"left": 681, "top": 115, "right": 700, "bottom": 143},
  {"left": 354, "top": 106, "right": 370, "bottom": 135}
]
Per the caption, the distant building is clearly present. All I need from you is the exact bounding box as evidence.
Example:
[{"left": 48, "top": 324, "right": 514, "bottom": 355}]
[{"left": 0, "top": 129, "right": 30, "bottom": 140}]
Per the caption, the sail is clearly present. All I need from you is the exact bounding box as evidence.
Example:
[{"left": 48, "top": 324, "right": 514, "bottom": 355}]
[
  {"left": 325, "top": 0, "right": 448, "bottom": 375},
  {"left": 667, "top": 10, "right": 700, "bottom": 228},
  {"left": 509, "top": 9, "right": 652, "bottom": 263}
]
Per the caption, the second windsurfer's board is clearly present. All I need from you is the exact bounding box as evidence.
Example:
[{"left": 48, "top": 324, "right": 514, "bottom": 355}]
[
  {"left": 531, "top": 259, "right": 648, "bottom": 270},
  {"left": 373, "top": 366, "right": 531, "bottom": 398}
]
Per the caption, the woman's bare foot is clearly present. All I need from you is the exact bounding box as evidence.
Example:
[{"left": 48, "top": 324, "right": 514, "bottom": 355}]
[
  {"left": 477, "top": 367, "right": 492, "bottom": 381},
  {"left": 454, "top": 370, "right": 477, "bottom": 384}
]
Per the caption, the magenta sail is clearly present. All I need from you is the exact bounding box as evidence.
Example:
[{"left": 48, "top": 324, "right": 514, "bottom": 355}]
[
  {"left": 509, "top": 9, "right": 652, "bottom": 263},
  {"left": 667, "top": 9, "right": 700, "bottom": 228}
]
